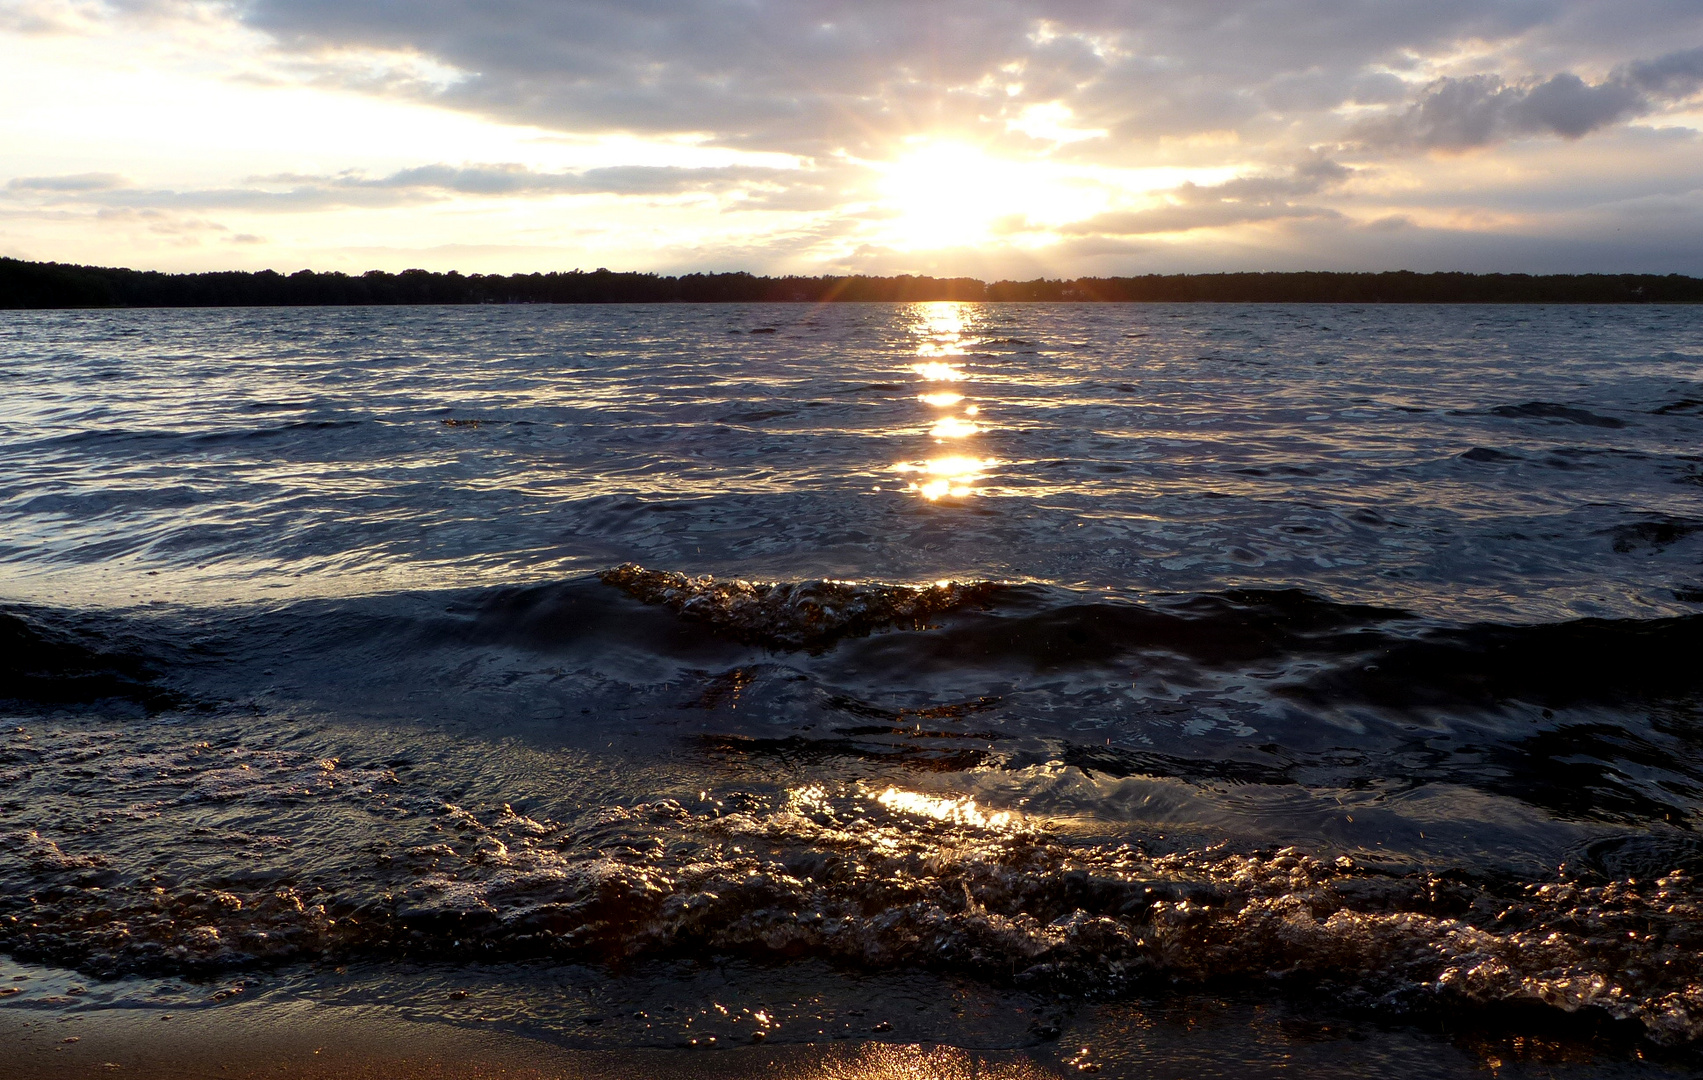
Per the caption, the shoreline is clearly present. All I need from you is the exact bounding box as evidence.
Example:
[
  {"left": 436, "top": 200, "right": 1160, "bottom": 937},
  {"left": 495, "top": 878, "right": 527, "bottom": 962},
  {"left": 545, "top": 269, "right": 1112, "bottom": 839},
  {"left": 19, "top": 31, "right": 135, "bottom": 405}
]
[
  {"left": 5, "top": 981, "right": 1690, "bottom": 1080},
  {"left": 3, "top": 1004, "right": 1057, "bottom": 1080},
  {"left": 7, "top": 257, "right": 1703, "bottom": 308}
]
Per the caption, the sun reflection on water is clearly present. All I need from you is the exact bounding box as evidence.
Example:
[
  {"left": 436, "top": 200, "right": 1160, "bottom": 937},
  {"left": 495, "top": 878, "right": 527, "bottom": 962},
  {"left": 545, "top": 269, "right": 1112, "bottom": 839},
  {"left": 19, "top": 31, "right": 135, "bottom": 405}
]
[
  {"left": 786, "top": 783, "right": 833, "bottom": 816},
  {"left": 892, "top": 456, "right": 997, "bottom": 500},
  {"left": 911, "top": 361, "right": 967, "bottom": 381},
  {"left": 913, "top": 301, "right": 968, "bottom": 338},
  {"left": 914, "top": 340, "right": 968, "bottom": 358},
  {"left": 876, "top": 786, "right": 1015, "bottom": 831},
  {"left": 895, "top": 302, "right": 993, "bottom": 498},
  {"left": 928, "top": 416, "right": 979, "bottom": 439},
  {"left": 784, "top": 782, "right": 1017, "bottom": 833}
]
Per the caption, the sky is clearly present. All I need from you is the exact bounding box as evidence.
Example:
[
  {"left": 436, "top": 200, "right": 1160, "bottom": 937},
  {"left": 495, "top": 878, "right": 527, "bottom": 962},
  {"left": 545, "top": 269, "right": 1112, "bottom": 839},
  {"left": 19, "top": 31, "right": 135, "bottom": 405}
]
[{"left": 3, "top": 0, "right": 1703, "bottom": 277}]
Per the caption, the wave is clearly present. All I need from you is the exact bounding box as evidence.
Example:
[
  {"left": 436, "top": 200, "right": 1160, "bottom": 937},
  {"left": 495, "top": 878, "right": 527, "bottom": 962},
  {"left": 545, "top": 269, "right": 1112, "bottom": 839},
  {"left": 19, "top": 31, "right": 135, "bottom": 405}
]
[
  {"left": 5, "top": 579, "right": 1703, "bottom": 1046},
  {"left": 1488, "top": 402, "right": 1627, "bottom": 428},
  {"left": 1282, "top": 610, "right": 1703, "bottom": 711},
  {"left": 597, "top": 564, "right": 1006, "bottom": 650},
  {"left": 11, "top": 571, "right": 1703, "bottom": 724},
  {"left": 0, "top": 607, "right": 182, "bottom": 710},
  {"left": 581, "top": 574, "right": 1701, "bottom": 712},
  {"left": 6, "top": 768, "right": 1703, "bottom": 1044}
]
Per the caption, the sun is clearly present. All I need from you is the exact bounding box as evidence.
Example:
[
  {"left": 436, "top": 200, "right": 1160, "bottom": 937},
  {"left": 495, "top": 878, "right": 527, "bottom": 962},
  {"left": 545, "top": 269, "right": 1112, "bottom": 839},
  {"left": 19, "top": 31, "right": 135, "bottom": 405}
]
[
  {"left": 878, "top": 143, "right": 1020, "bottom": 249},
  {"left": 876, "top": 141, "right": 1101, "bottom": 250}
]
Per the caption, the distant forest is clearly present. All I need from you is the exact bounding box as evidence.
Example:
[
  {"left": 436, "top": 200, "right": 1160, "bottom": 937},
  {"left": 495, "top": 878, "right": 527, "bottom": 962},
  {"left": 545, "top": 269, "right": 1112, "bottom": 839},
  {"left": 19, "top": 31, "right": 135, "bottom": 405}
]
[{"left": 4, "top": 256, "right": 1702, "bottom": 307}]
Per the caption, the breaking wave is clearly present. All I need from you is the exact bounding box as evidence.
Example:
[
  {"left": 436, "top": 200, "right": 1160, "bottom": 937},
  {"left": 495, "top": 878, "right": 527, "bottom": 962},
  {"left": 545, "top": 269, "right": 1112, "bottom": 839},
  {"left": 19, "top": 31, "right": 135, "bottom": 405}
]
[
  {"left": 0, "top": 606, "right": 183, "bottom": 711},
  {"left": 5, "top": 754, "right": 1703, "bottom": 1044},
  {"left": 597, "top": 563, "right": 1006, "bottom": 650}
]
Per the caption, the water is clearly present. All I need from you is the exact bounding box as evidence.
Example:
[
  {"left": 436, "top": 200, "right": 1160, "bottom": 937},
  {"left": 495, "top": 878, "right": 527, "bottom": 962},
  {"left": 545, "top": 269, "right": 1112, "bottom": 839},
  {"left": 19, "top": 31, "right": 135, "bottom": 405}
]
[{"left": 2, "top": 302, "right": 1702, "bottom": 1073}]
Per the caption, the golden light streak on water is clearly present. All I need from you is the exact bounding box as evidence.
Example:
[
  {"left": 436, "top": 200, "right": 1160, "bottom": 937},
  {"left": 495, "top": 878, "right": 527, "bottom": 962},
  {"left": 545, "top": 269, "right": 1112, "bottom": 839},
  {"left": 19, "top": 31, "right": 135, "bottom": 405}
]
[
  {"left": 914, "top": 340, "right": 968, "bottom": 358},
  {"left": 875, "top": 787, "right": 1015, "bottom": 831},
  {"left": 929, "top": 416, "right": 979, "bottom": 438},
  {"left": 890, "top": 456, "right": 997, "bottom": 499},
  {"left": 781, "top": 1043, "right": 1053, "bottom": 1079},
  {"left": 911, "top": 301, "right": 968, "bottom": 338},
  {"left": 911, "top": 361, "right": 966, "bottom": 381},
  {"left": 785, "top": 784, "right": 833, "bottom": 816}
]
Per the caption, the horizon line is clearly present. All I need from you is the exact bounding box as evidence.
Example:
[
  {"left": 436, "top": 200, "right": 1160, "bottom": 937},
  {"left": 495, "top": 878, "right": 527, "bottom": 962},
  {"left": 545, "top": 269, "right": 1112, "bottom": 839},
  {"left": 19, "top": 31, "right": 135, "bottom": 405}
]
[{"left": 5, "top": 257, "right": 1702, "bottom": 308}]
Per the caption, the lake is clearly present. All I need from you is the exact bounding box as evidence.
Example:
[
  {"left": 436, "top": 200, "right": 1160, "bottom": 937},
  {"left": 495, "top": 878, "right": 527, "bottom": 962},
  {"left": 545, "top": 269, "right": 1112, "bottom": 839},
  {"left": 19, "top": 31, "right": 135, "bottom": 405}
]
[{"left": 3, "top": 302, "right": 1702, "bottom": 1075}]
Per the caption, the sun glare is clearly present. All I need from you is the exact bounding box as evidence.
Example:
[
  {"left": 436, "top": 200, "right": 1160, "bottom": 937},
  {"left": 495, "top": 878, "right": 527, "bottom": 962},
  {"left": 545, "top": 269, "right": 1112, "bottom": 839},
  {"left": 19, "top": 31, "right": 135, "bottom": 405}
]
[{"left": 876, "top": 142, "right": 1104, "bottom": 249}]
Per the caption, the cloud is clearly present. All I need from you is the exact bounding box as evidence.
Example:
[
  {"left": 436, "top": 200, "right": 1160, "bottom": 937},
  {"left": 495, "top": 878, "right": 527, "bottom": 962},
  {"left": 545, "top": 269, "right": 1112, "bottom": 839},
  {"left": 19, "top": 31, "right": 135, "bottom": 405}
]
[
  {"left": 23, "top": 3, "right": 1703, "bottom": 168},
  {"left": 192, "top": 0, "right": 1694, "bottom": 153},
  {"left": 1626, "top": 45, "right": 1703, "bottom": 97},
  {"left": 1, "top": 162, "right": 802, "bottom": 213},
  {"left": 1356, "top": 45, "right": 1703, "bottom": 151},
  {"left": 1063, "top": 157, "right": 1351, "bottom": 236},
  {"left": 359, "top": 162, "right": 793, "bottom": 196},
  {"left": 8, "top": 0, "right": 1703, "bottom": 274},
  {"left": 0, "top": 0, "right": 107, "bottom": 34},
  {"left": 7, "top": 172, "right": 128, "bottom": 192}
]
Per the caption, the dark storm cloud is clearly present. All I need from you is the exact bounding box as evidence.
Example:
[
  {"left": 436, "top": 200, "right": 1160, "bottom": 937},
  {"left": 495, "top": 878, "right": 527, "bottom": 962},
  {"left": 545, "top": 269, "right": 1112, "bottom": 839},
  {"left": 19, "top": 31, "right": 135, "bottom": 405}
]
[
  {"left": 166, "top": 0, "right": 1698, "bottom": 155},
  {"left": 1356, "top": 46, "right": 1703, "bottom": 151}
]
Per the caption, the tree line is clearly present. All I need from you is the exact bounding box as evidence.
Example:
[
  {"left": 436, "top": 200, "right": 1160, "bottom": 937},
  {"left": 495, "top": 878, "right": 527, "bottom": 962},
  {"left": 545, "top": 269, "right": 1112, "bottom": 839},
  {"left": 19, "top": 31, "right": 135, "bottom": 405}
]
[{"left": 4, "top": 257, "right": 1701, "bottom": 307}]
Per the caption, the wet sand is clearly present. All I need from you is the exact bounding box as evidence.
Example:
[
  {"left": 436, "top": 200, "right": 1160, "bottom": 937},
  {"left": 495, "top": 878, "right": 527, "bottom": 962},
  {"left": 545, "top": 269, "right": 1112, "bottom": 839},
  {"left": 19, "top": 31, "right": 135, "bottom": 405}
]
[
  {"left": 3, "top": 1003, "right": 1053, "bottom": 1080},
  {"left": 8, "top": 993, "right": 1693, "bottom": 1080}
]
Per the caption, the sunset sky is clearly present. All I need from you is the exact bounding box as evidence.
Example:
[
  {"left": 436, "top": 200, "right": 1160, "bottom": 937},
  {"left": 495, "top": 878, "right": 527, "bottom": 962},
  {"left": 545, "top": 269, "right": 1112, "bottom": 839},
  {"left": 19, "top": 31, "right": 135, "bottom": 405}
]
[{"left": 4, "top": 0, "right": 1703, "bottom": 276}]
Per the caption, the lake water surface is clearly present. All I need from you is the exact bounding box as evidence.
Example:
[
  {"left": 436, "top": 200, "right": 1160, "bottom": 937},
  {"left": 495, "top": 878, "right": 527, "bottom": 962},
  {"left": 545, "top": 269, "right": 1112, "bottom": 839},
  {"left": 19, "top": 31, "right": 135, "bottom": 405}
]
[{"left": 3, "top": 302, "right": 1703, "bottom": 1075}]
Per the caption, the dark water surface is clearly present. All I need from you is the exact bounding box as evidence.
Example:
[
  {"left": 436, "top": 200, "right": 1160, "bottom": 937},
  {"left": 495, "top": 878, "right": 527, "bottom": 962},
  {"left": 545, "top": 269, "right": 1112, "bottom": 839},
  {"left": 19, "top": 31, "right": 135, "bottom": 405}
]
[{"left": 3, "top": 303, "right": 1703, "bottom": 1074}]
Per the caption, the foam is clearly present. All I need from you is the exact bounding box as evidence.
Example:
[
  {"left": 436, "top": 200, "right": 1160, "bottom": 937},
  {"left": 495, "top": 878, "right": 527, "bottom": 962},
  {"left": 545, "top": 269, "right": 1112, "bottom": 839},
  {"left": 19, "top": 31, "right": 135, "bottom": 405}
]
[
  {"left": 598, "top": 564, "right": 1005, "bottom": 649},
  {"left": 9, "top": 763, "right": 1703, "bottom": 1043}
]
